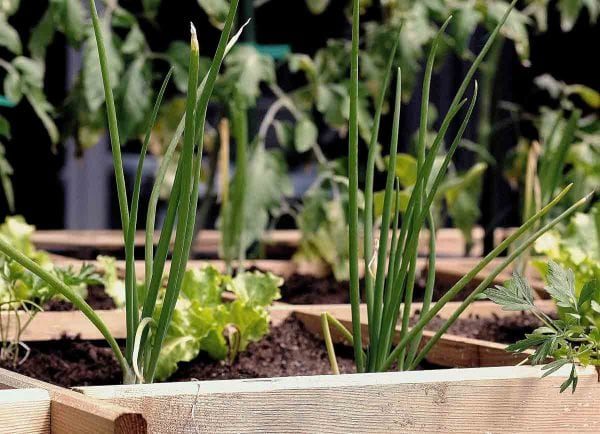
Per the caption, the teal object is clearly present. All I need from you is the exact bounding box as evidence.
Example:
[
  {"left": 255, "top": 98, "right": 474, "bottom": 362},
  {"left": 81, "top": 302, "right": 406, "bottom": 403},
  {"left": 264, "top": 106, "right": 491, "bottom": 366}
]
[
  {"left": 254, "top": 44, "right": 291, "bottom": 61},
  {"left": 0, "top": 96, "right": 15, "bottom": 108}
]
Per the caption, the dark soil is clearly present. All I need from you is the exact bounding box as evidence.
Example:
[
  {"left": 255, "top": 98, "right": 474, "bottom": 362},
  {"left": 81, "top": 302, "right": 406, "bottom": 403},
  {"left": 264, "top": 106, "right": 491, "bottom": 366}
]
[
  {"left": 43, "top": 285, "right": 116, "bottom": 311},
  {"left": 279, "top": 272, "right": 465, "bottom": 305},
  {"left": 169, "top": 316, "right": 356, "bottom": 381},
  {"left": 0, "top": 316, "right": 355, "bottom": 387},
  {"left": 414, "top": 311, "right": 545, "bottom": 344},
  {"left": 2, "top": 339, "right": 122, "bottom": 387},
  {"left": 1, "top": 311, "right": 544, "bottom": 388}
]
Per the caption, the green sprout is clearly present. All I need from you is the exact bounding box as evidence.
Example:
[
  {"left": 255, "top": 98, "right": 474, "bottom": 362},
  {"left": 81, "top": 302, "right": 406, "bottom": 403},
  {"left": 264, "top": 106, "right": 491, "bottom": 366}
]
[{"left": 322, "top": 0, "right": 591, "bottom": 374}]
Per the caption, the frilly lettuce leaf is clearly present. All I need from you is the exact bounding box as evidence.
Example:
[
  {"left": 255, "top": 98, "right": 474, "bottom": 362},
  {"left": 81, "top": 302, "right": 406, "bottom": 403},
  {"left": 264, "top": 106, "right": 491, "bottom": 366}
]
[
  {"left": 153, "top": 266, "right": 282, "bottom": 380},
  {"left": 97, "top": 255, "right": 126, "bottom": 308},
  {"left": 229, "top": 270, "right": 282, "bottom": 307}
]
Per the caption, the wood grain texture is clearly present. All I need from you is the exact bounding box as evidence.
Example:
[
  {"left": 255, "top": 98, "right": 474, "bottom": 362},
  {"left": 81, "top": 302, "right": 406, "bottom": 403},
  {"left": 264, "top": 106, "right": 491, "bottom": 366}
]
[
  {"left": 78, "top": 365, "right": 600, "bottom": 433},
  {"left": 34, "top": 228, "right": 483, "bottom": 257},
  {"left": 0, "top": 388, "right": 50, "bottom": 434},
  {"left": 50, "top": 256, "right": 333, "bottom": 280},
  {"left": 293, "top": 305, "right": 530, "bottom": 368},
  {"left": 4, "top": 301, "right": 556, "bottom": 344},
  {"left": 0, "top": 369, "right": 146, "bottom": 434},
  {"left": 433, "top": 256, "right": 547, "bottom": 293}
]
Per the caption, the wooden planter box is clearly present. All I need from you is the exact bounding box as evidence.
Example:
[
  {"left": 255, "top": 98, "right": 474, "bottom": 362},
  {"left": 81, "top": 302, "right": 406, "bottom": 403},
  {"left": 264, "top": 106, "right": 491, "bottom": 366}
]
[
  {"left": 33, "top": 228, "right": 487, "bottom": 259},
  {"left": 0, "top": 369, "right": 146, "bottom": 433},
  {"left": 2, "top": 302, "right": 598, "bottom": 432}
]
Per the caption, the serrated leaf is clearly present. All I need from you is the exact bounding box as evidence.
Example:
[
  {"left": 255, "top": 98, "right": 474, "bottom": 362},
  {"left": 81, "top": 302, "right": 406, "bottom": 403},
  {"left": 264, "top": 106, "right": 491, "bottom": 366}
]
[
  {"left": 545, "top": 261, "right": 577, "bottom": 309},
  {"left": 82, "top": 23, "right": 123, "bottom": 111},
  {"left": 484, "top": 273, "right": 535, "bottom": 311},
  {"left": 3, "top": 69, "right": 22, "bottom": 104},
  {"left": 26, "top": 89, "right": 59, "bottom": 144},
  {"left": 506, "top": 333, "right": 550, "bottom": 353},
  {"left": 540, "top": 358, "right": 570, "bottom": 377},
  {"left": 198, "top": 0, "right": 230, "bottom": 29},
  {"left": 60, "top": 0, "right": 86, "bottom": 45},
  {"left": 231, "top": 270, "right": 282, "bottom": 307},
  {"left": 166, "top": 41, "right": 191, "bottom": 93},
  {"left": 222, "top": 45, "right": 275, "bottom": 106},
  {"left": 273, "top": 120, "right": 294, "bottom": 149}
]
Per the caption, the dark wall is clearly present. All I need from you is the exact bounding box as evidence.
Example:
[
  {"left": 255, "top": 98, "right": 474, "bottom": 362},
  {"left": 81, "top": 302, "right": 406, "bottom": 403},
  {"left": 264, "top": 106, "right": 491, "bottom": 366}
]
[{"left": 0, "top": 2, "right": 66, "bottom": 228}]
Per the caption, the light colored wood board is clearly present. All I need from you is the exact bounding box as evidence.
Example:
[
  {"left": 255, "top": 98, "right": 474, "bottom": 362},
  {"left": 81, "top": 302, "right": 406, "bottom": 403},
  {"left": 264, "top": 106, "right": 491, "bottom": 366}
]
[
  {"left": 0, "top": 369, "right": 146, "bottom": 434},
  {"left": 294, "top": 308, "right": 525, "bottom": 368},
  {"left": 50, "top": 256, "right": 331, "bottom": 280},
  {"left": 0, "top": 388, "right": 51, "bottom": 434},
  {"left": 433, "top": 256, "right": 547, "bottom": 292},
  {"left": 32, "top": 230, "right": 298, "bottom": 254},
  {"left": 1, "top": 300, "right": 552, "bottom": 343},
  {"left": 33, "top": 228, "right": 482, "bottom": 256},
  {"left": 1, "top": 309, "right": 127, "bottom": 341},
  {"left": 3, "top": 300, "right": 556, "bottom": 343},
  {"left": 77, "top": 365, "right": 600, "bottom": 433}
]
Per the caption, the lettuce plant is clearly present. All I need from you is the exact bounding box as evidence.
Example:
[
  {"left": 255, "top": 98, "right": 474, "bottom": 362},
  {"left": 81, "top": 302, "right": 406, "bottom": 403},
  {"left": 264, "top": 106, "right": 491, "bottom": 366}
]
[
  {"left": 485, "top": 261, "right": 600, "bottom": 393},
  {"left": 154, "top": 266, "right": 282, "bottom": 380},
  {"left": 322, "top": 0, "right": 591, "bottom": 374},
  {"left": 0, "top": 0, "right": 244, "bottom": 384}
]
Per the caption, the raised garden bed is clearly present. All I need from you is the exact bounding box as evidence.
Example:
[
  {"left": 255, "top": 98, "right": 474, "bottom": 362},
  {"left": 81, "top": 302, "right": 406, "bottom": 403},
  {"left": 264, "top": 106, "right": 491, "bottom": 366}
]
[{"left": 1, "top": 301, "right": 598, "bottom": 432}]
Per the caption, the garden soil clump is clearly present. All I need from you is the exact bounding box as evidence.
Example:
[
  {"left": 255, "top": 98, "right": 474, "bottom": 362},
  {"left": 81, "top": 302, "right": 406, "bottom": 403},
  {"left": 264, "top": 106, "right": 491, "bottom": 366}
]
[
  {"left": 43, "top": 285, "right": 116, "bottom": 311},
  {"left": 1, "top": 312, "right": 545, "bottom": 388},
  {"left": 0, "top": 316, "right": 355, "bottom": 387}
]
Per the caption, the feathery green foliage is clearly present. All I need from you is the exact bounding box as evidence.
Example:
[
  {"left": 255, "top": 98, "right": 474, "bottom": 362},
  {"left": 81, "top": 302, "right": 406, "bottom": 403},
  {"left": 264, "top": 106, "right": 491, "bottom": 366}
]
[{"left": 485, "top": 261, "right": 600, "bottom": 393}]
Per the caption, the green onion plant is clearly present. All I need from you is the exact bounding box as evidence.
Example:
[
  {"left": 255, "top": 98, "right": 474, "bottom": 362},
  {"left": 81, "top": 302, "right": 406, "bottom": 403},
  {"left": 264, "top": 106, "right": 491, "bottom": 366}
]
[
  {"left": 323, "top": 0, "right": 592, "bottom": 374},
  {"left": 0, "top": 0, "right": 241, "bottom": 384}
]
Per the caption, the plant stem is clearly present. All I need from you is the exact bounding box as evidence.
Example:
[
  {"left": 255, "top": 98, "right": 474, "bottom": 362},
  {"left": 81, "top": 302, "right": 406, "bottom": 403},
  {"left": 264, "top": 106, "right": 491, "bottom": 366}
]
[
  {"left": 348, "top": 0, "right": 364, "bottom": 373},
  {"left": 321, "top": 313, "right": 340, "bottom": 375}
]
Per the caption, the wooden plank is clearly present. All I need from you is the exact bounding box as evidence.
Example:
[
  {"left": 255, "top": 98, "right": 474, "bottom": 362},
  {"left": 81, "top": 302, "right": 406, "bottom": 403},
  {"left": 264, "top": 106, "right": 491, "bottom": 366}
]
[
  {"left": 50, "top": 256, "right": 331, "bottom": 280},
  {"left": 33, "top": 228, "right": 483, "bottom": 257},
  {"left": 3, "top": 300, "right": 556, "bottom": 344},
  {"left": 0, "top": 369, "right": 146, "bottom": 434},
  {"left": 433, "top": 256, "right": 547, "bottom": 293},
  {"left": 293, "top": 305, "right": 529, "bottom": 368},
  {"left": 0, "top": 388, "right": 51, "bottom": 434},
  {"left": 77, "top": 365, "right": 600, "bottom": 433},
  {"left": 32, "top": 230, "right": 298, "bottom": 256}
]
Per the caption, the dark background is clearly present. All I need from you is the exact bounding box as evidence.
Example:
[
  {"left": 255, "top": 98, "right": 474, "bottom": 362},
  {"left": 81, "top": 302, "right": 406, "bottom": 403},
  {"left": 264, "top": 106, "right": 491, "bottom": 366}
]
[{"left": 1, "top": 0, "right": 597, "bottom": 239}]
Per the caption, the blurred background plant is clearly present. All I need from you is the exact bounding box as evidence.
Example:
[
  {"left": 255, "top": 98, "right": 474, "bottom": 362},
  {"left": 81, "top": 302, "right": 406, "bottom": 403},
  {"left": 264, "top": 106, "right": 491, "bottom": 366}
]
[{"left": 0, "top": 0, "right": 598, "bottom": 277}]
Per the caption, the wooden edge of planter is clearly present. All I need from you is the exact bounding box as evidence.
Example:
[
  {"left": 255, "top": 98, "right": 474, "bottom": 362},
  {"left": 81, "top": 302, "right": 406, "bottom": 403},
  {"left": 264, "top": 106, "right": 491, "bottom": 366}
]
[
  {"left": 433, "top": 256, "right": 547, "bottom": 293},
  {"left": 49, "top": 255, "right": 340, "bottom": 280},
  {"left": 5, "top": 300, "right": 556, "bottom": 344},
  {"left": 0, "top": 388, "right": 51, "bottom": 434},
  {"left": 0, "top": 369, "right": 146, "bottom": 434},
  {"left": 75, "top": 365, "right": 600, "bottom": 433},
  {"left": 34, "top": 227, "right": 485, "bottom": 257},
  {"left": 292, "top": 305, "right": 527, "bottom": 368}
]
